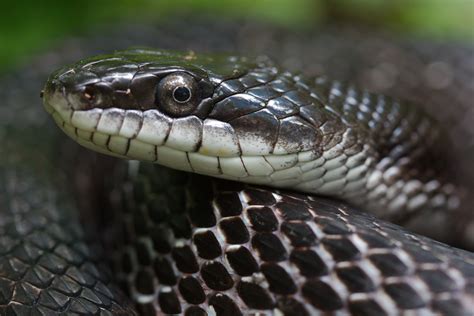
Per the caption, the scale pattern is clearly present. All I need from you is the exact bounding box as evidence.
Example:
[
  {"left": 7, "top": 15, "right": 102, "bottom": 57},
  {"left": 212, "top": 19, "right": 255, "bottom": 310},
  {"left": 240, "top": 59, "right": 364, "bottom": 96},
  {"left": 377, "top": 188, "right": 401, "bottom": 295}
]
[
  {"left": 0, "top": 167, "right": 135, "bottom": 315},
  {"left": 108, "top": 163, "right": 474, "bottom": 315}
]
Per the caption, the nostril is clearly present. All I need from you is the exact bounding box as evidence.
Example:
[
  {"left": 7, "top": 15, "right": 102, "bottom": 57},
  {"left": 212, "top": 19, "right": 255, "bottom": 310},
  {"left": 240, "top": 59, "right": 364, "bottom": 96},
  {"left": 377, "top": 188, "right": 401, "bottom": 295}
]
[{"left": 83, "top": 86, "right": 95, "bottom": 101}]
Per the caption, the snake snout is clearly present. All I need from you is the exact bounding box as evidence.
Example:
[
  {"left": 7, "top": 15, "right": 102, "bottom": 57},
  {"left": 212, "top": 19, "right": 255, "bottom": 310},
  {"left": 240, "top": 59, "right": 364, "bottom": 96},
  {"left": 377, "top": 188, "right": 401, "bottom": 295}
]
[{"left": 42, "top": 78, "right": 70, "bottom": 114}]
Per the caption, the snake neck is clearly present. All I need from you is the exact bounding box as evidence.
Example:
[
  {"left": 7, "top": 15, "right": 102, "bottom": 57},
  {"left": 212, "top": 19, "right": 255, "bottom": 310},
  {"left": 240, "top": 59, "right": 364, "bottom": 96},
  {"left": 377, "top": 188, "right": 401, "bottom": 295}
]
[{"left": 290, "top": 76, "right": 463, "bottom": 227}]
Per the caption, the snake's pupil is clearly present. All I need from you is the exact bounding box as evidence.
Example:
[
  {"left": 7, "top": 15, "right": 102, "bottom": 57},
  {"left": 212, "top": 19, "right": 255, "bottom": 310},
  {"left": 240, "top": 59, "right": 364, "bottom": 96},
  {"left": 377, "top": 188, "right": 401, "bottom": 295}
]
[{"left": 173, "top": 86, "right": 191, "bottom": 103}]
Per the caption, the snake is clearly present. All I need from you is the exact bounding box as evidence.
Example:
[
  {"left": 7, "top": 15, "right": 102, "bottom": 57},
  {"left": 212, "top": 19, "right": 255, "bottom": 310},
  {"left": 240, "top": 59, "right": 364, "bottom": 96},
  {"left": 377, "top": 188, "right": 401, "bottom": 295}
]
[{"left": 1, "top": 21, "right": 473, "bottom": 315}]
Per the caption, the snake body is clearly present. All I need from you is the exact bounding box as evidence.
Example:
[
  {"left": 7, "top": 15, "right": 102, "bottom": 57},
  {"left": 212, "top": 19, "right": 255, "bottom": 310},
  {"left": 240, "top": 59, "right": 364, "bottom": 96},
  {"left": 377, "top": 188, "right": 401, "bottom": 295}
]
[{"left": 1, "top": 21, "right": 473, "bottom": 315}]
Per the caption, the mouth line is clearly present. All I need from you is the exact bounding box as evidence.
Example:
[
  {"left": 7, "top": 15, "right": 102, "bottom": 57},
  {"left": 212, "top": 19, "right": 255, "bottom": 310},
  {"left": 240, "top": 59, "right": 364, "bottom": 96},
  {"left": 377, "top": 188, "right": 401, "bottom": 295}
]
[{"left": 44, "top": 96, "right": 324, "bottom": 188}]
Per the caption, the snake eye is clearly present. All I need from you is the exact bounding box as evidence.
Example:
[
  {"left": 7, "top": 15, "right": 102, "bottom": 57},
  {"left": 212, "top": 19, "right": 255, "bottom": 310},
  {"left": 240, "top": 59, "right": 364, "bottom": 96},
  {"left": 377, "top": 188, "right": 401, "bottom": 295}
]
[
  {"left": 173, "top": 86, "right": 192, "bottom": 103},
  {"left": 156, "top": 72, "right": 198, "bottom": 117}
]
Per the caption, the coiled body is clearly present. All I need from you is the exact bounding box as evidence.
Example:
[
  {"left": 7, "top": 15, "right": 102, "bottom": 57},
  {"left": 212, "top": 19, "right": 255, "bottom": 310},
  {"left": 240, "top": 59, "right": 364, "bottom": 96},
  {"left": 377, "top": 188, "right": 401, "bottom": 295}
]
[{"left": 107, "top": 163, "right": 474, "bottom": 315}]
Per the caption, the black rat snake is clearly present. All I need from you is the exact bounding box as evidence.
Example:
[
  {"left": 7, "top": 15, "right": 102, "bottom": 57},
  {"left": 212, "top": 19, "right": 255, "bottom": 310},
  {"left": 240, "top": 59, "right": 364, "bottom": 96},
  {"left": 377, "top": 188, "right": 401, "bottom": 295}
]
[{"left": 1, "top": 20, "right": 473, "bottom": 315}]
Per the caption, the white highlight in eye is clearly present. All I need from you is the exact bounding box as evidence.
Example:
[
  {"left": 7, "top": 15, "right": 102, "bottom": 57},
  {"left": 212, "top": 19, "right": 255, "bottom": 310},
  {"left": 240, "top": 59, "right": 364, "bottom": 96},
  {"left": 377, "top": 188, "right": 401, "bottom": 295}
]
[
  {"left": 136, "top": 110, "right": 172, "bottom": 146},
  {"left": 119, "top": 110, "right": 143, "bottom": 138},
  {"left": 71, "top": 108, "right": 102, "bottom": 132},
  {"left": 96, "top": 108, "right": 124, "bottom": 135},
  {"left": 200, "top": 119, "right": 240, "bottom": 157},
  {"left": 165, "top": 116, "right": 202, "bottom": 152}
]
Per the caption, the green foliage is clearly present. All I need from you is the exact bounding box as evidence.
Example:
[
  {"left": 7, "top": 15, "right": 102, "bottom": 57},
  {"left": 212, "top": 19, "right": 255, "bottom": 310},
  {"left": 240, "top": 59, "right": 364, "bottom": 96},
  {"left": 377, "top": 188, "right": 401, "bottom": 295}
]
[{"left": 0, "top": 0, "right": 472, "bottom": 71}]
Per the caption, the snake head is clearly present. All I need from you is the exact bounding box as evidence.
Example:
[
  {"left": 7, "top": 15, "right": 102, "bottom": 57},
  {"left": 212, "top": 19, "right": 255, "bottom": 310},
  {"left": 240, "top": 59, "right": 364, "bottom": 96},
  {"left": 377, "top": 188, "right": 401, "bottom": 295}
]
[{"left": 43, "top": 48, "right": 340, "bottom": 188}]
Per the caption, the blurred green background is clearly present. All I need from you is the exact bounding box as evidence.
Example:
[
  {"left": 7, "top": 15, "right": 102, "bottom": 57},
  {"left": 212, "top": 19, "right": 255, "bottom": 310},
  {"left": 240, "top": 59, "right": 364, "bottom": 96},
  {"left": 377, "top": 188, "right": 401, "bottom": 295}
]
[{"left": 0, "top": 0, "right": 472, "bottom": 72}]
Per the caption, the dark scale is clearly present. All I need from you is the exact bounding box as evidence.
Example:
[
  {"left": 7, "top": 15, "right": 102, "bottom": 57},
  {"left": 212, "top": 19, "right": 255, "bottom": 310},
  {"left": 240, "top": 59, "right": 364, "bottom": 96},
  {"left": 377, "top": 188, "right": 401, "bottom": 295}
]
[
  {"left": 132, "top": 177, "right": 149, "bottom": 202},
  {"left": 277, "top": 298, "right": 310, "bottom": 316},
  {"left": 252, "top": 232, "right": 288, "bottom": 262},
  {"left": 134, "top": 269, "right": 155, "bottom": 295},
  {"left": 290, "top": 248, "right": 328, "bottom": 277},
  {"left": 147, "top": 194, "right": 171, "bottom": 223},
  {"left": 178, "top": 276, "right": 206, "bottom": 304},
  {"left": 211, "top": 94, "right": 265, "bottom": 122},
  {"left": 275, "top": 201, "right": 313, "bottom": 221},
  {"left": 403, "top": 245, "right": 444, "bottom": 264},
  {"left": 336, "top": 264, "right": 377, "bottom": 293},
  {"left": 171, "top": 245, "right": 199, "bottom": 274},
  {"left": 120, "top": 251, "right": 133, "bottom": 273},
  {"left": 417, "top": 268, "right": 457, "bottom": 293},
  {"left": 26, "top": 266, "right": 54, "bottom": 288},
  {"left": 132, "top": 208, "right": 151, "bottom": 236},
  {"left": 384, "top": 281, "right": 426, "bottom": 309},
  {"left": 368, "top": 252, "right": 410, "bottom": 277},
  {"left": 281, "top": 221, "right": 317, "bottom": 247},
  {"left": 169, "top": 215, "right": 193, "bottom": 239},
  {"left": 357, "top": 230, "right": 396, "bottom": 248},
  {"left": 247, "top": 85, "right": 281, "bottom": 100},
  {"left": 433, "top": 298, "right": 468, "bottom": 315},
  {"left": 219, "top": 217, "right": 250, "bottom": 244},
  {"left": 188, "top": 198, "right": 216, "bottom": 228},
  {"left": 150, "top": 227, "right": 173, "bottom": 253},
  {"left": 134, "top": 239, "right": 153, "bottom": 265},
  {"left": 316, "top": 217, "right": 352, "bottom": 235},
  {"left": 216, "top": 79, "right": 245, "bottom": 95},
  {"left": 215, "top": 192, "right": 243, "bottom": 217},
  {"left": 246, "top": 206, "right": 279, "bottom": 232},
  {"left": 153, "top": 256, "right": 177, "bottom": 285},
  {"left": 322, "top": 236, "right": 362, "bottom": 261},
  {"left": 243, "top": 189, "right": 276, "bottom": 205},
  {"left": 137, "top": 302, "right": 156, "bottom": 316},
  {"left": 266, "top": 96, "right": 299, "bottom": 119},
  {"left": 193, "top": 230, "right": 222, "bottom": 259},
  {"left": 208, "top": 293, "right": 243, "bottom": 316},
  {"left": 225, "top": 246, "right": 259, "bottom": 276},
  {"left": 158, "top": 289, "right": 182, "bottom": 314},
  {"left": 237, "top": 281, "right": 275, "bottom": 309},
  {"left": 238, "top": 72, "right": 261, "bottom": 88},
  {"left": 261, "top": 263, "right": 297, "bottom": 295},
  {"left": 302, "top": 279, "right": 344, "bottom": 310},
  {"left": 348, "top": 297, "right": 388, "bottom": 316},
  {"left": 185, "top": 306, "right": 207, "bottom": 316},
  {"left": 200, "top": 261, "right": 234, "bottom": 291}
]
